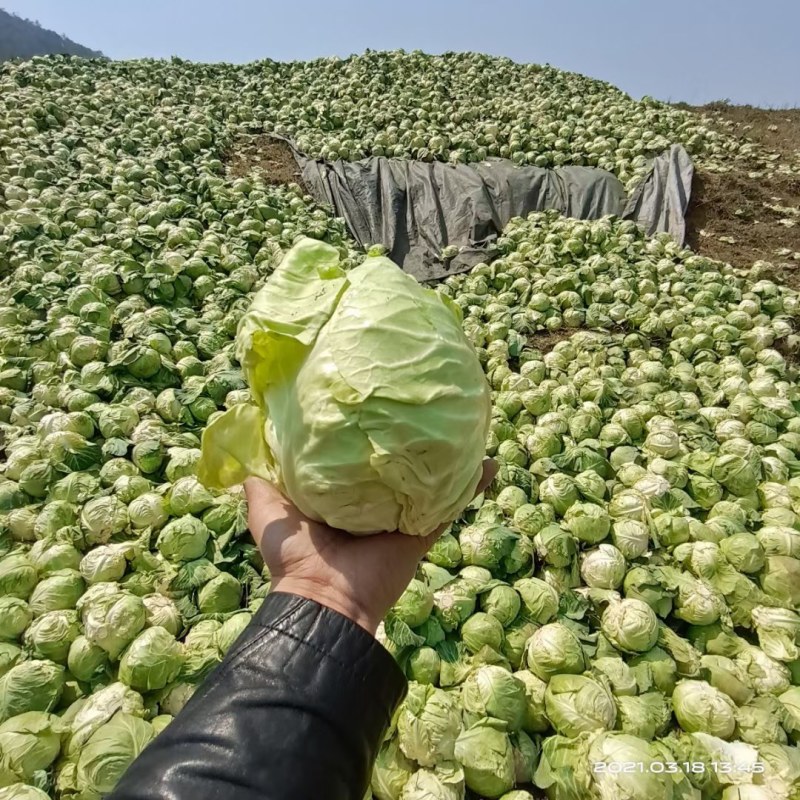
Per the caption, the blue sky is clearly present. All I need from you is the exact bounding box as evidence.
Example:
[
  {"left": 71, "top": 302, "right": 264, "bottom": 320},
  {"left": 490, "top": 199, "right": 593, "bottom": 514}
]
[{"left": 4, "top": 0, "right": 798, "bottom": 106}]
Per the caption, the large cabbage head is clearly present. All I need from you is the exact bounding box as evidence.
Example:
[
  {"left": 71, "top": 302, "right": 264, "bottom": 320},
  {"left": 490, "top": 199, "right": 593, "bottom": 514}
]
[
  {"left": 118, "top": 627, "right": 184, "bottom": 692},
  {"left": 0, "top": 660, "right": 64, "bottom": 723},
  {"left": 398, "top": 764, "right": 464, "bottom": 800},
  {"left": 525, "top": 622, "right": 587, "bottom": 681},
  {"left": 0, "top": 711, "right": 62, "bottom": 782},
  {"left": 454, "top": 717, "right": 515, "bottom": 799},
  {"left": 371, "top": 739, "right": 415, "bottom": 800},
  {"left": 396, "top": 682, "right": 462, "bottom": 767},
  {"left": 75, "top": 711, "right": 154, "bottom": 795},
  {"left": 601, "top": 598, "right": 659, "bottom": 653},
  {"left": 586, "top": 733, "right": 680, "bottom": 798},
  {"left": 672, "top": 679, "right": 737, "bottom": 738},
  {"left": 78, "top": 584, "right": 147, "bottom": 660},
  {"left": 543, "top": 674, "right": 617, "bottom": 737},
  {"left": 198, "top": 238, "right": 491, "bottom": 535},
  {"left": 461, "top": 665, "right": 527, "bottom": 731}
]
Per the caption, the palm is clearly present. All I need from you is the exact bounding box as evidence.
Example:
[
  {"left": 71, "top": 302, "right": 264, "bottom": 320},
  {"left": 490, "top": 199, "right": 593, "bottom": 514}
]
[{"left": 244, "top": 459, "right": 496, "bottom": 633}]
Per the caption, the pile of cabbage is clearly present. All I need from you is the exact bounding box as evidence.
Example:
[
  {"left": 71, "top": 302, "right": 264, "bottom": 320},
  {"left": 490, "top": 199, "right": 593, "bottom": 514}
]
[
  {"left": 0, "top": 52, "right": 799, "bottom": 800},
  {"left": 0, "top": 52, "right": 754, "bottom": 194},
  {"left": 374, "top": 213, "right": 800, "bottom": 800},
  {"left": 0, "top": 180, "right": 358, "bottom": 798}
]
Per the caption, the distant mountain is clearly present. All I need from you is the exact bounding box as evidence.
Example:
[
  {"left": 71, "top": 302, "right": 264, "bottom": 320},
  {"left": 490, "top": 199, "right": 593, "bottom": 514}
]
[{"left": 0, "top": 8, "right": 104, "bottom": 61}]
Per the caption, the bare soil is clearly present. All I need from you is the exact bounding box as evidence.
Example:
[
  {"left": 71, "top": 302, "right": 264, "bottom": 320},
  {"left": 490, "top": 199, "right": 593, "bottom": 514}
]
[
  {"left": 679, "top": 103, "right": 800, "bottom": 285},
  {"left": 528, "top": 329, "right": 577, "bottom": 353},
  {"left": 223, "top": 134, "right": 306, "bottom": 188}
]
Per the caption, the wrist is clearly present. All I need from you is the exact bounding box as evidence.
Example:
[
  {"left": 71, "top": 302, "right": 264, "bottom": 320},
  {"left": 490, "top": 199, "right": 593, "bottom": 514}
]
[{"left": 271, "top": 577, "right": 381, "bottom": 636}]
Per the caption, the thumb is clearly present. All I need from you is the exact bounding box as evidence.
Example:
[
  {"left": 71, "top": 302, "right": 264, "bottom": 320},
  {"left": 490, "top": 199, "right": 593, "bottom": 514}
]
[{"left": 243, "top": 476, "right": 283, "bottom": 507}]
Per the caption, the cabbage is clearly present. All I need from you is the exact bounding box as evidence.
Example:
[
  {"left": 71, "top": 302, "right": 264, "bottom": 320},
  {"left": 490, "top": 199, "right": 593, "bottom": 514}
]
[
  {"left": 0, "top": 711, "right": 62, "bottom": 781},
  {"left": 455, "top": 718, "right": 515, "bottom": 798},
  {"left": 461, "top": 666, "right": 527, "bottom": 731},
  {"left": 0, "top": 660, "right": 64, "bottom": 723},
  {"left": 118, "top": 627, "right": 184, "bottom": 692},
  {"left": 543, "top": 674, "right": 617, "bottom": 737},
  {"left": 75, "top": 711, "right": 154, "bottom": 795},
  {"left": 672, "top": 679, "right": 737, "bottom": 738},
  {"left": 397, "top": 683, "right": 462, "bottom": 767},
  {"left": 198, "top": 239, "right": 491, "bottom": 535}
]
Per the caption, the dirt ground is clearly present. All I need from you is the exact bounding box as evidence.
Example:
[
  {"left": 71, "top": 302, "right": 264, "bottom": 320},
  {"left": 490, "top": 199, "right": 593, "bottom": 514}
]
[
  {"left": 680, "top": 103, "right": 800, "bottom": 284},
  {"left": 528, "top": 329, "right": 580, "bottom": 353},
  {"left": 224, "top": 134, "right": 305, "bottom": 187}
]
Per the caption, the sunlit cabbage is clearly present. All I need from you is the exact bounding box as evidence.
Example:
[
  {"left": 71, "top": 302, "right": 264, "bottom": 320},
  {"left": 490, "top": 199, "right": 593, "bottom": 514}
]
[
  {"left": 671, "top": 679, "right": 737, "bottom": 738},
  {"left": 601, "top": 598, "right": 659, "bottom": 653},
  {"left": 433, "top": 580, "right": 477, "bottom": 632},
  {"left": 27, "top": 570, "right": 85, "bottom": 617},
  {"left": 461, "top": 666, "right": 526, "bottom": 732},
  {"left": 167, "top": 476, "right": 216, "bottom": 517},
  {"left": 481, "top": 585, "right": 521, "bottom": 627},
  {"left": 459, "top": 524, "right": 518, "bottom": 571},
  {"left": 616, "top": 692, "right": 671, "bottom": 740},
  {"left": 156, "top": 516, "right": 211, "bottom": 562},
  {"left": 454, "top": 718, "right": 515, "bottom": 799},
  {"left": 0, "top": 597, "right": 32, "bottom": 641},
  {"left": 525, "top": 623, "right": 587, "bottom": 681},
  {"left": 197, "top": 573, "right": 243, "bottom": 614},
  {"left": 199, "top": 238, "right": 491, "bottom": 536},
  {"left": 399, "top": 764, "right": 465, "bottom": 800},
  {"left": 24, "top": 610, "right": 80, "bottom": 663},
  {"left": 79, "top": 545, "right": 131, "bottom": 584},
  {"left": 513, "top": 578, "right": 558, "bottom": 624},
  {"left": 80, "top": 496, "right": 129, "bottom": 544},
  {"left": 461, "top": 613, "right": 504, "bottom": 655},
  {"left": 118, "top": 627, "right": 184, "bottom": 692},
  {"left": 397, "top": 683, "right": 462, "bottom": 767},
  {"left": 0, "top": 710, "right": 62, "bottom": 782},
  {"left": 580, "top": 544, "right": 626, "bottom": 589},
  {"left": 67, "top": 635, "right": 110, "bottom": 684},
  {"left": 544, "top": 674, "right": 617, "bottom": 737},
  {"left": 75, "top": 711, "right": 154, "bottom": 795},
  {"left": 371, "top": 739, "right": 415, "bottom": 800},
  {"left": 392, "top": 580, "right": 434, "bottom": 628},
  {"left": 78, "top": 585, "right": 147, "bottom": 660},
  {"left": 142, "top": 595, "right": 183, "bottom": 638},
  {"left": 128, "top": 493, "right": 169, "bottom": 530},
  {"left": 406, "top": 647, "right": 441, "bottom": 686},
  {"left": 0, "top": 660, "right": 64, "bottom": 723}
]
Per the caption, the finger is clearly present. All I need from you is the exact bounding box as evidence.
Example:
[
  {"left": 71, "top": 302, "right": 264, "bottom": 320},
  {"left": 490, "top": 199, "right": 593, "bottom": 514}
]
[
  {"left": 417, "top": 526, "right": 446, "bottom": 555},
  {"left": 243, "top": 477, "right": 287, "bottom": 546},
  {"left": 474, "top": 457, "right": 499, "bottom": 497}
]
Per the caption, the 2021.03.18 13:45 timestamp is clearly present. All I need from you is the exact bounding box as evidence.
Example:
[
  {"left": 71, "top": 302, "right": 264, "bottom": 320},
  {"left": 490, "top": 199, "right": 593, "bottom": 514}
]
[{"left": 592, "top": 761, "right": 765, "bottom": 774}]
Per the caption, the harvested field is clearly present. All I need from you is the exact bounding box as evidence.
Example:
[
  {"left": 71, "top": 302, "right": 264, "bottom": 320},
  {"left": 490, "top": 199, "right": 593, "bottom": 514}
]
[{"left": 681, "top": 103, "right": 800, "bottom": 282}]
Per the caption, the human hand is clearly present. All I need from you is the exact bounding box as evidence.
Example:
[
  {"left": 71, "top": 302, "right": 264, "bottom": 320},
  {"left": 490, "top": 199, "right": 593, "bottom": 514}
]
[{"left": 244, "top": 459, "right": 498, "bottom": 635}]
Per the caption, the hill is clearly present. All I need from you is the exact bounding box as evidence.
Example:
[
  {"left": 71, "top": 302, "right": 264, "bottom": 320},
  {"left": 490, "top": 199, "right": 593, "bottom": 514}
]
[
  {"left": 0, "top": 8, "right": 104, "bottom": 61},
  {"left": 679, "top": 102, "right": 800, "bottom": 284}
]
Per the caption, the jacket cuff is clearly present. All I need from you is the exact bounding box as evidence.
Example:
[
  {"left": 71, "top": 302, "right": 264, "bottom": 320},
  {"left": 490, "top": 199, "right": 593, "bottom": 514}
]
[{"left": 249, "top": 591, "right": 407, "bottom": 732}]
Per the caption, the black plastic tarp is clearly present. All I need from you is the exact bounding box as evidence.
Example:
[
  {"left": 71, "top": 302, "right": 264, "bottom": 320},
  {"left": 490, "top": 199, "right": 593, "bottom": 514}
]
[{"left": 284, "top": 138, "right": 693, "bottom": 282}]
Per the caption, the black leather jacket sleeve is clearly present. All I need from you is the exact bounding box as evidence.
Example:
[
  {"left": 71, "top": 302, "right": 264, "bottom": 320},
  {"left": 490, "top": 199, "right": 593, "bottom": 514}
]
[{"left": 108, "top": 591, "right": 408, "bottom": 800}]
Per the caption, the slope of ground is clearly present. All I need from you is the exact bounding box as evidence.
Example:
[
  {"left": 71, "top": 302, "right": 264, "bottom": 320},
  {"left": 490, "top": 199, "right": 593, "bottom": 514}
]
[
  {"left": 0, "top": 8, "right": 104, "bottom": 61},
  {"left": 681, "top": 102, "right": 800, "bottom": 283}
]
